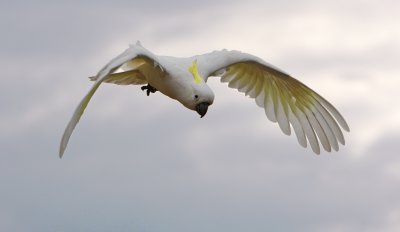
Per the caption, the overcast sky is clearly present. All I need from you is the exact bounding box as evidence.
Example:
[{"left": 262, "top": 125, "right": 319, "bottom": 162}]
[{"left": 1, "top": 0, "right": 400, "bottom": 231}]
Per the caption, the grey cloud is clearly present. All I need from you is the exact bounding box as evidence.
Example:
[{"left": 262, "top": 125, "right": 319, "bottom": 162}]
[
  {"left": 1, "top": 0, "right": 400, "bottom": 232},
  {"left": 2, "top": 113, "right": 396, "bottom": 232}
]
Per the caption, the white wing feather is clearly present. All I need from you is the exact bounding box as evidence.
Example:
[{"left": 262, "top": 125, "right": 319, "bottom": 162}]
[
  {"left": 200, "top": 50, "right": 349, "bottom": 154},
  {"left": 59, "top": 42, "right": 162, "bottom": 158}
]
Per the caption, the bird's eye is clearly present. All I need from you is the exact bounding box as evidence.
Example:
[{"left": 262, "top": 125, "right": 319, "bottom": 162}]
[{"left": 194, "top": 95, "right": 199, "bottom": 99}]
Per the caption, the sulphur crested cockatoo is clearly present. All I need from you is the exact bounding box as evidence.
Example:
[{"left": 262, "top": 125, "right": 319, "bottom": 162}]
[{"left": 59, "top": 41, "right": 349, "bottom": 158}]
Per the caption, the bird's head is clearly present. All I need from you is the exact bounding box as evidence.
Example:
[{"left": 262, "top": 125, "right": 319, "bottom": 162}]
[{"left": 183, "top": 60, "right": 214, "bottom": 118}]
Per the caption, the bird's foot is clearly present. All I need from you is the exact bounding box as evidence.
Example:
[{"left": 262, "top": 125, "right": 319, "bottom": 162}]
[{"left": 141, "top": 84, "right": 158, "bottom": 96}]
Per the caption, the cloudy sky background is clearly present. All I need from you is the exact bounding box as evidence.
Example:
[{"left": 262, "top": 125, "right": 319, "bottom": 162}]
[{"left": 1, "top": 0, "right": 400, "bottom": 231}]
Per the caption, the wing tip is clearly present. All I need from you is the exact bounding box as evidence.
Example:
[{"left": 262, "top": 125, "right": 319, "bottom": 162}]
[
  {"left": 59, "top": 150, "right": 65, "bottom": 159},
  {"left": 342, "top": 123, "right": 350, "bottom": 132},
  {"left": 59, "top": 129, "right": 70, "bottom": 159}
]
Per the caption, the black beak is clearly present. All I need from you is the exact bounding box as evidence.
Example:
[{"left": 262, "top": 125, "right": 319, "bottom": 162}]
[{"left": 195, "top": 102, "right": 210, "bottom": 118}]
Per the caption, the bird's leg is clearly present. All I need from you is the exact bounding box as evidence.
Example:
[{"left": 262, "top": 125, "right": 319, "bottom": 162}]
[{"left": 141, "top": 84, "right": 158, "bottom": 96}]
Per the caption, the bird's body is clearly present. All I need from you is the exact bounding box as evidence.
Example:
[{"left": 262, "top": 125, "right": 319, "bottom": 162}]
[
  {"left": 59, "top": 41, "right": 349, "bottom": 157},
  {"left": 146, "top": 55, "right": 215, "bottom": 110}
]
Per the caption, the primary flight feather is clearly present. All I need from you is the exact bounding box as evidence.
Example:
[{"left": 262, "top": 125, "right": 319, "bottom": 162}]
[{"left": 59, "top": 41, "right": 349, "bottom": 158}]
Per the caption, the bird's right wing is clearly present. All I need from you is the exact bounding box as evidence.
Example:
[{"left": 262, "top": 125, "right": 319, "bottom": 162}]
[{"left": 59, "top": 42, "right": 164, "bottom": 158}]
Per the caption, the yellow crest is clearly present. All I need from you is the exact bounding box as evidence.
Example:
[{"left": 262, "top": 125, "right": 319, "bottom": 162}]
[{"left": 188, "top": 60, "right": 203, "bottom": 84}]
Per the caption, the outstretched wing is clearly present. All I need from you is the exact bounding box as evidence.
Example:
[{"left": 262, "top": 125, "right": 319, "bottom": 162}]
[
  {"left": 200, "top": 50, "right": 349, "bottom": 154},
  {"left": 59, "top": 42, "right": 164, "bottom": 158}
]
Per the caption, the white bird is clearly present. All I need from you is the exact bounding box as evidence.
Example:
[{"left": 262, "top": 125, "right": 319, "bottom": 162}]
[{"left": 59, "top": 41, "right": 349, "bottom": 158}]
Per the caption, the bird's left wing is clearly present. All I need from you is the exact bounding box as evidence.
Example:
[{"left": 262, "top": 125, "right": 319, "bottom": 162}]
[
  {"left": 59, "top": 42, "right": 163, "bottom": 158},
  {"left": 200, "top": 50, "right": 349, "bottom": 154}
]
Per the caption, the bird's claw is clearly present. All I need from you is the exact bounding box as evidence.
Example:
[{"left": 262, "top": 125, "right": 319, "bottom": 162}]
[{"left": 141, "top": 84, "right": 158, "bottom": 96}]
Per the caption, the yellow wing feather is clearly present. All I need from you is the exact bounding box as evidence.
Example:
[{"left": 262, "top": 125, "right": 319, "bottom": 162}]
[
  {"left": 218, "top": 61, "right": 349, "bottom": 154},
  {"left": 89, "top": 70, "right": 147, "bottom": 85}
]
